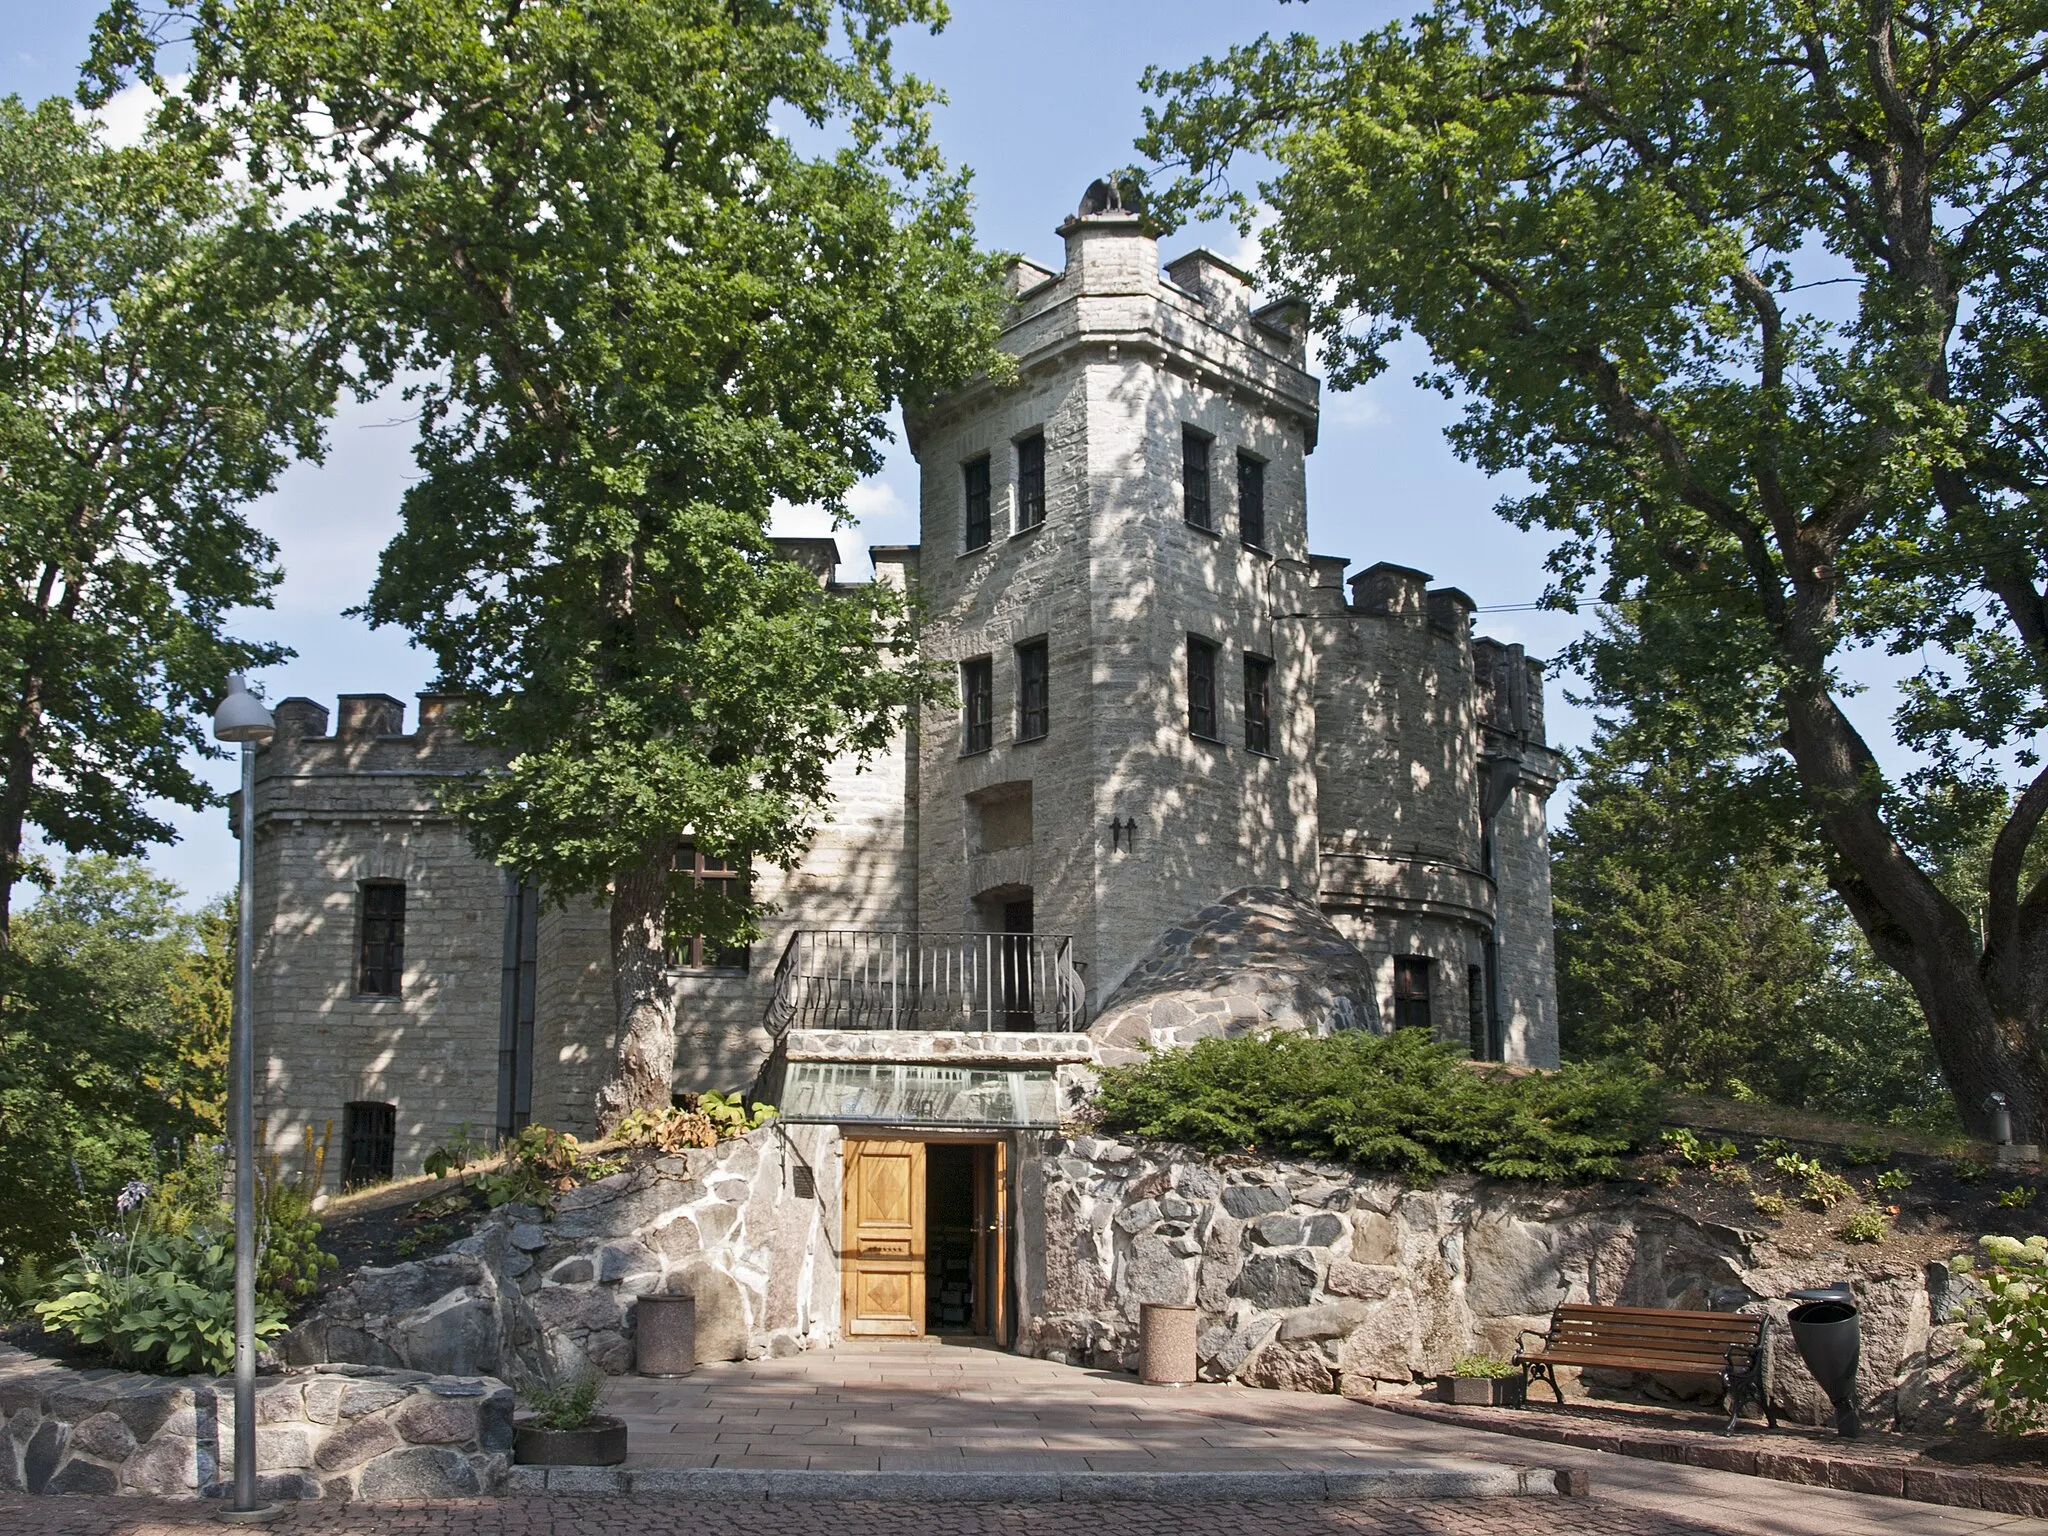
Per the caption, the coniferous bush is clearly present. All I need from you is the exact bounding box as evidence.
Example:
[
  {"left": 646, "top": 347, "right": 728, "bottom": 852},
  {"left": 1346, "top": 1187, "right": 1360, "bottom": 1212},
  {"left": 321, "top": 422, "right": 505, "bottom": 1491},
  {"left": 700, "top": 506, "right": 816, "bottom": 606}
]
[{"left": 1092, "top": 1030, "right": 1660, "bottom": 1181}]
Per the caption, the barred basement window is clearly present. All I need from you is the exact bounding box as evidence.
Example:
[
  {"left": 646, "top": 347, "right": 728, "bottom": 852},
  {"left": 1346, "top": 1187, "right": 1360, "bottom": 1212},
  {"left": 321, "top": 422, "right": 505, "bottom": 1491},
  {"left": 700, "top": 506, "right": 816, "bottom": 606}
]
[
  {"left": 343, "top": 1101, "right": 396, "bottom": 1188},
  {"left": 1393, "top": 956, "right": 1433, "bottom": 1031},
  {"left": 674, "top": 843, "right": 750, "bottom": 971},
  {"left": 1183, "top": 428, "right": 1212, "bottom": 530},
  {"left": 1016, "top": 637, "right": 1049, "bottom": 740},
  {"left": 1187, "top": 635, "right": 1220, "bottom": 741},
  {"left": 1244, "top": 653, "right": 1274, "bottom": 755},
  {"left": 962, "top": 656, "right": 994, "bottom": 755},
  {"left": 357, "top": 880, "right": 405, "bottom": 996},
  {"left": 963, "top": 455, "right": 992, "bottom": 550},
  {"left": 1015, "top": 433, "right": 1046, "bottom": 532},
  {"left": 1238, "top": 452, "right": 1267, "bottom": 550}
]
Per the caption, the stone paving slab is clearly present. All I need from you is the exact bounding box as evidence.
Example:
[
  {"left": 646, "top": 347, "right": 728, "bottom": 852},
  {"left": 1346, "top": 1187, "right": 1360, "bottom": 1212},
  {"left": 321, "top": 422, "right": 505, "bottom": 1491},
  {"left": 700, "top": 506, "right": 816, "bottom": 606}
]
[{"left": 501, "top": 1464, "right": 1570, "bottom": 1500}]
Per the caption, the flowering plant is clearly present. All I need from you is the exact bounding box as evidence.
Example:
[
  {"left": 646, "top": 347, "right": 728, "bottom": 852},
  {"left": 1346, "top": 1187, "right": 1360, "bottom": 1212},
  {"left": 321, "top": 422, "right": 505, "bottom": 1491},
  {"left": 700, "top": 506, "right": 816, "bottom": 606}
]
[{"left": 1955, "top": 1233, "right": 2048, "bottom": 1432}]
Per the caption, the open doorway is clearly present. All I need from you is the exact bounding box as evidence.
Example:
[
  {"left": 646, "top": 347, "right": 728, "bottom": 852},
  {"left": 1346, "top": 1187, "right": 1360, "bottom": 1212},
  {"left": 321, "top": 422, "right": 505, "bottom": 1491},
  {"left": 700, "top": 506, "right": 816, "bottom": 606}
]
[{"left": 842, "top": 1138, "right": 1009, "bottom": 1342}]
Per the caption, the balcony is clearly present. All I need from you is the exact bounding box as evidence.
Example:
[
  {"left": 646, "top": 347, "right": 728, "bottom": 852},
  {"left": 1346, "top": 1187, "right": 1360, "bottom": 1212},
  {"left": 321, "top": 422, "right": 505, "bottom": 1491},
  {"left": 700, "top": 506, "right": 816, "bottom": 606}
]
[{"left": 765, "top": 930, "right": 1086, "bottom": 1036}]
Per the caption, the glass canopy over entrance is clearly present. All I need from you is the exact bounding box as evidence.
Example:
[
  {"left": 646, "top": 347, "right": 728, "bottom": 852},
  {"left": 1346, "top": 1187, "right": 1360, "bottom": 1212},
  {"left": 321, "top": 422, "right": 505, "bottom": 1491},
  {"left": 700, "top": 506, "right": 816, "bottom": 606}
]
[{"left": 777, "top": 1061, "right": 1060, "bottom": 1128}]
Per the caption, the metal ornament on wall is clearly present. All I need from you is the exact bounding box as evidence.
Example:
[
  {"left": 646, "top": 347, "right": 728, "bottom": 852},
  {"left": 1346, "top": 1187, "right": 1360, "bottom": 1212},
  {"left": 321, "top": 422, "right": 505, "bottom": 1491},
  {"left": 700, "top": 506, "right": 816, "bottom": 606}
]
[{"left": 1108, "top": 816, "right": 1138, "bottom": 853}]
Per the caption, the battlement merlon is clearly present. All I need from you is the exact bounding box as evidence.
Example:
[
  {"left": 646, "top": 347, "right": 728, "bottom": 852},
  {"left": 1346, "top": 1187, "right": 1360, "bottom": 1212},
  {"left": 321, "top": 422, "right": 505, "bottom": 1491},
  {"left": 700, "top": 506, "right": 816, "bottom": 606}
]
[{"left": 905, "top": 213, "right": 1320, "bottom": 457}]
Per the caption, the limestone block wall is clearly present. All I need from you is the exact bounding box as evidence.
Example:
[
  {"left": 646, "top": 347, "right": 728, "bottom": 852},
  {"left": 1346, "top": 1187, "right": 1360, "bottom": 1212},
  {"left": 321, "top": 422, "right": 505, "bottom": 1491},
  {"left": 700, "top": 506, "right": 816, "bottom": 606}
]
[
  {"left": 249, "top": 696, "right": 512, "bottom": 1190},
  {"left": 0, "top": 1347, "right": 512, "bottom": 1500},
  {"left": 283, "top": 1124, "right": 841, "bottom": 1387},
  {"left": 1014, "top": 1136, "right": 1973, "bottom": 1432},
  {"left": 1491, "top": 772, "right": 1562, "bottom": 1067}
]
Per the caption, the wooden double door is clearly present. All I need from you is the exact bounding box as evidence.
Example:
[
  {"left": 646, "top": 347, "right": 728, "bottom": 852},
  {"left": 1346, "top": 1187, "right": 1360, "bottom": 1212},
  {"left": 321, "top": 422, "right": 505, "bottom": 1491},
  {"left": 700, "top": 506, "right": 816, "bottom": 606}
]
[{"left": 841, "top": 1138, "right": 1008, "bottom": 1341}]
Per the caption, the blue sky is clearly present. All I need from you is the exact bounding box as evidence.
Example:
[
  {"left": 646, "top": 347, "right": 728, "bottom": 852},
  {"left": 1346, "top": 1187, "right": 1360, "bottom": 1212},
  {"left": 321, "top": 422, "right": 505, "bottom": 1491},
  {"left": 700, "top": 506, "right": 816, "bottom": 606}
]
[{"left": 10, "top": 1, "right": 1602, "bottom": 904}]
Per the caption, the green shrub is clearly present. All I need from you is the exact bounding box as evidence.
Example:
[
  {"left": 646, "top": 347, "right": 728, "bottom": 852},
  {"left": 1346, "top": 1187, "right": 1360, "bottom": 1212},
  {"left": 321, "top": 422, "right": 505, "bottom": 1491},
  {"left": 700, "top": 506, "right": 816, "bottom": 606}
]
[
  {"left": 522, "top": 1378, "right": 601, "bottom": 1430},
  {"left": 1875, "top": 1167, "right": 1913, "bottom": 1192},
  {"left": 476, "top": 1125, "right": 619, "bottom": 1212},
  {"left": 1837, "top": 1210, "right": 1889, "bottom": 1244},
  {"left": 1091, "top": 1032, "right": 1661, "bottom": 1181},
  {"left": 1752, "top": 1193, "right": 1788, "bottom": 1217},
  {"left": 1447, "top": 1353, "right": 1519, "bottom": 1379},
  {"left": 1956, "top": 1234, "right": 2048, "bottom": 1433},
  {"left": 259, "top": 1183, "right": 338, "bottom": 1302},
  {"left": 1996, "top": 1185, "right": 2037, "bottom": 1209},
  {"left": 35, "top": 1227, "right": 284, "bottom": 1373}
]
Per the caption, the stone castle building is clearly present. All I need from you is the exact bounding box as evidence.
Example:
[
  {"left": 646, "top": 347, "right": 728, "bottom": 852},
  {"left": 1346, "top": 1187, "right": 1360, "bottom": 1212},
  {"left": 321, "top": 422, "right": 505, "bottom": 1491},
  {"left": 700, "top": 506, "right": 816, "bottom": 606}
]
[{"left": 242, "top": 187, "right": 1560, "bottom": 1249}]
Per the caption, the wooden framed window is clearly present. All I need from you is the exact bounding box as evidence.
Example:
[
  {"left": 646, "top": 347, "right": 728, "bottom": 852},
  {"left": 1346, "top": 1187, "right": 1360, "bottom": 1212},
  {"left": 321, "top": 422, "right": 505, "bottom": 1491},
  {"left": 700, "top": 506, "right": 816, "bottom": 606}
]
[
  {"left": 1238, "top": 452, "right": 1267, "bottom": 550},
  {"left": 343, "top": 1101, "right": 396, "bottom": 1188},
  {"left": 1244, "top": 653, "right": 1274, "bottom": 755},
  {"left": 357, "top": 880, "right": 405, "bottom": 996},
  {"left": 1015, "top": 637, "right": 1049, "bottom": 740},
  {"left": 1393, "top": 956, "right": 1433, "bottom": 1031},
  {"left": 963, "top": 455, "right": 992, "bottom": 550},
  {"left": 962, "top": 656, "right": 994, "bottom": 755},
  {"left": 1183, "top": 428, "right": 1212, "bottom": 530},
  {"left": 673, "top": 843, "right": 750, "bottom": 971},
  {"left": 1015, "top": 433, "right": 1046, "bottom": 532},
  {"left": 1187, "top": 636, "right": 1220, "bottom": 741}
]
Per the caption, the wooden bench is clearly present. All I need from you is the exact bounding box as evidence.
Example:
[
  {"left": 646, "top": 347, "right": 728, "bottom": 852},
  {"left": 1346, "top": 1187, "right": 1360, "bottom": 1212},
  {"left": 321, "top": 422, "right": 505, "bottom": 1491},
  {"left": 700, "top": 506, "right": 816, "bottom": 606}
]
[{"left": 1514, "top": 1303, "right": 1775, "bottom": 1434}]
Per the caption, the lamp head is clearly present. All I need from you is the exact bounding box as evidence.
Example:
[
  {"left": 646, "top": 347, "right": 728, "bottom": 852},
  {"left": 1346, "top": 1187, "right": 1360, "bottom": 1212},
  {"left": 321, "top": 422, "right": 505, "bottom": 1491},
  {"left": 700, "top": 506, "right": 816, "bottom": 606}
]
[{"left": 212, "top": 674, "right": 276, "bottom": 745}]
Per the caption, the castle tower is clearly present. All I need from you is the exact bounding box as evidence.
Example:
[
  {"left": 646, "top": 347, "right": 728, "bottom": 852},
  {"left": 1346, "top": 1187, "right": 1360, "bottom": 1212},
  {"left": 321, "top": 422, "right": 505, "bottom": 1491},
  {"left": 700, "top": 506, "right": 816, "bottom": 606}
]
[{"left": 905, "top": 182, "right": 1324, "bottom": 1005}]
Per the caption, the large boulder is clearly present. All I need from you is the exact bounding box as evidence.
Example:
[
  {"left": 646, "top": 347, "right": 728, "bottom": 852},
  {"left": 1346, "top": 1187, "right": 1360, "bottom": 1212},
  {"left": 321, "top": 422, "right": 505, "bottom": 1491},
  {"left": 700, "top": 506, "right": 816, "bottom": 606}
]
[{"left": 1089, "top": 888, "right": 1381, "bottom": 1061}]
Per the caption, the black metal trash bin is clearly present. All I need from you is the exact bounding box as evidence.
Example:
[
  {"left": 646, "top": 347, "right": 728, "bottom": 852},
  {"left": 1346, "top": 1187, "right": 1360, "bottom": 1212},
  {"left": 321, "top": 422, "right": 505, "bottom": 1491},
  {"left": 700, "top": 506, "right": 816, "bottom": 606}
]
[{"left": 1787, "top": 1283, "right": 1860, "bottom": 1438}]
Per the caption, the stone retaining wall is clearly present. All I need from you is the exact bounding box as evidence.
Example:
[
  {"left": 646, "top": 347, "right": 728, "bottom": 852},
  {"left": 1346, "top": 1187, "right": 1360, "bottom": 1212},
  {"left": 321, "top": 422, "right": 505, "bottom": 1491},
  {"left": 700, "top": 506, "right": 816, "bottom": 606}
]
[
  {"left": 1013, "top": 1136, "right": 1973, "bottom": 1433},
  {"left": 0, "top": 1345, "right": 510, "bottom": 1500},
  {"left": 283, "top": 1122, "right": 838, "bottom": 1386}
]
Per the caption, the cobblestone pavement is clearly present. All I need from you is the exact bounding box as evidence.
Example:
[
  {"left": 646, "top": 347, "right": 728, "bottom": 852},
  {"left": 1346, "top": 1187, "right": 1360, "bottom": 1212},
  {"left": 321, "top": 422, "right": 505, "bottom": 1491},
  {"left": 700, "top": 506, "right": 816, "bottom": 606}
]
[{"left": 0, "top": 1493, "right": 1731, "bottom": 1536}]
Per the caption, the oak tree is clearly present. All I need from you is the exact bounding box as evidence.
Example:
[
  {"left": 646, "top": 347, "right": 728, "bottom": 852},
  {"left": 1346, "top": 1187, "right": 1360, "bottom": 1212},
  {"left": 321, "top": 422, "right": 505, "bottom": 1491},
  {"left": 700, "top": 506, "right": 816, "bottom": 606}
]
[{"left": 1142, "top": 0, "right": 2048, "bottom": 1137}]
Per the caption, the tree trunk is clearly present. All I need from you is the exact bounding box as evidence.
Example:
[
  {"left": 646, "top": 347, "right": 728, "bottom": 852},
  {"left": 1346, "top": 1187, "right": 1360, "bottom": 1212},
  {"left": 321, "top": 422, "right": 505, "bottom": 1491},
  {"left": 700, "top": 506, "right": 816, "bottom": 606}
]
[
  {"left": 594, "top": 850, "right": 679, "bottom": 1133},
  {"left": 1895, "top": 941, "right": 2048, "bottom": 1144}
]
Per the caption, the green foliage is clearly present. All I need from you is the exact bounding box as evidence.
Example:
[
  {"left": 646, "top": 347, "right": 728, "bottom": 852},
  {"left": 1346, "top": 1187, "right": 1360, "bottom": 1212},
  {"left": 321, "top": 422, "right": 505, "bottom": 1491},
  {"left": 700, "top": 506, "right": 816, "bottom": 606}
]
[
  {"left": 1954, "top": 1159, "right": 1992, "bottom": 1184},
  {"left": 0, "top": 93, "right": 346, "bottom": 929},
  {"left": 423, "top": 1124, "right": 490, "bottom": 1182},
  {"left": 259, "top": 1183, "right": 338, "bottom": 1303},
  {"left": 394, "top": 1223, "right": 451, "bottom": 1261},
  {"left": 0, "top": 859, "right": 234, "bottom": 1265},
  {"left": 1772, "top": 1152, "right": 1855, "bottom": 1210},
  {"left": 1752, "top": 1194, "right": 1789, "bottom": 1218},
  {"left": 698, "top": 1092, "right": 778, "bottom": 1137},
  {"left": 1842, "top": 1139, "right": 1892, "bottom": 1168},
  {"left": 1447, "top": 1354, "right": 1519, "bottom": 1380},
  {"left": 35, "top": 1226, "right": 279, "bottom": 1374},
  {"left": 1661, "top": 1129, "right": 1737, "bottom": 1167},
  {"left": 1093, "top": 1031, "right": 1661, "bottom": 1182},
  {"left": 1876, "top": 1167, "right": 1914, "bottom": 1193},
  {"left": 1997, "top": 1186, "right": 2038, "bottom": 1209},
  {"left": 476, "top": 1126, "right": 617, "bottom": 1213},
  {"left": 1837, "top": 1211, "right": 1890, "bottom": 1245},
  {"left": 1136, "top": 0, "right": 2048, "bottom": 1137},
  {"left": 1956, "top": 1235, "right": 2048, "bottom": 1432},
  {"left": 92, "top": 0, "right": 1009, "bottom": 1122},
  {"left": 615, "top": 1107, "right": 718, "bottom": 1154},
  {"left": 522, "top": 1378, "right": 602, "bottom": 1432}
]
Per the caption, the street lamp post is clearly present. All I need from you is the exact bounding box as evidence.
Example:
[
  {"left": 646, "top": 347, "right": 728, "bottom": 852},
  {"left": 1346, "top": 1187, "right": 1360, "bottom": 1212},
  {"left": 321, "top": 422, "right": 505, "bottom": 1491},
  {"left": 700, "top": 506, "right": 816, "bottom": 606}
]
[{"left": 212, "top": 675, "right": 278, "bottom": 1524}]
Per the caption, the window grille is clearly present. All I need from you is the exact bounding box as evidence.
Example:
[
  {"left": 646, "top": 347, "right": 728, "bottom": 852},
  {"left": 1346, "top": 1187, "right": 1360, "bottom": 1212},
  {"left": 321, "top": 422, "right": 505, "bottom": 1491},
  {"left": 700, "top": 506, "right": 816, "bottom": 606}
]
[
  {"left": 963, "top": 456, "right": 992, "bottom": 549},
  {"left": 1238, "top": 453, "right": 1267, "bottom": 550},
  {"left": 673, "top": 843, "right": 750, "bottom": 970},
  {"left": 1187, "top": 636, "right": 1220, "bottom": 740},
  {"left": 343, "top": 1101, "right": 396, "bottom": 1187},
  {"left": 1015, "top": 434, "right": 1046, "bottom": 532},
  {"left": 1183, "top": 429, "right": 1212, "bottom": 530},
  {"left": 962, "top": 656, "right": 994, "bottom": 754},
  {"left": 1393, "top": 956, "right": 1433, "bottom": 1031},
  {"left": 1244, "top": 654, "right": 1274, "bottom": 754},
  {"left": 1016, "top": 638, "right": 1049, "bottom": 740},
  {"left": 357, "top": 881, "right": 405, "bottom": 996}
]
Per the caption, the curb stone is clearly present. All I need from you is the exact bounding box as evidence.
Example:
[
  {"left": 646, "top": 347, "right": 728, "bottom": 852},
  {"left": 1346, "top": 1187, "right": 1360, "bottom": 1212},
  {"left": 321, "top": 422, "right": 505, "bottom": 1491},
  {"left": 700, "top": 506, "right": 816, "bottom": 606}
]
[{"left": 501, "top": 1465, "right": 1568, "bottom": 1501}]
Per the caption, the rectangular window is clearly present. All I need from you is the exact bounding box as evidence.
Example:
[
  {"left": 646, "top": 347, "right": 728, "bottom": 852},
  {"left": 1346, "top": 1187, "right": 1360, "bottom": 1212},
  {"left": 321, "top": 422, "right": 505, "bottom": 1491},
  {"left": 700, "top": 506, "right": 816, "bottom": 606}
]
[
  {"left": 963, "top": 455, "right": 992, "bottom": 550},
  {"left": 1187, "top": 635, "right": 1220, "bottom": 740},
  {"left": 357, "top": 881, "right": 405, "bottom": 996},
  {"left": 1238, "top": 452, "right": 1267, "bottom": 550},
  {"left": 343, "top": 1101, "right": 396, "bottom": 1188},
  {"left": 674, "top": 843, "right": 750, "bottom": 971},
  {"left": 1016, "top": 637, "right": 1049, "bottom": 740},
  {"left": 1015, "top": 433, "right": 1046, "bottom": 532},
  {"left": 1244, "top": 654, "right": 1274, "bottom": 755},
  {"left": 1183, "top": 428, "right": 1212, "bottom": 530},
  {"left": 1393, "top": 956, "right": 1433, "bottom": 1031},
  {"left": 962, "top": 656, "right": 994, "bottom": 755}
]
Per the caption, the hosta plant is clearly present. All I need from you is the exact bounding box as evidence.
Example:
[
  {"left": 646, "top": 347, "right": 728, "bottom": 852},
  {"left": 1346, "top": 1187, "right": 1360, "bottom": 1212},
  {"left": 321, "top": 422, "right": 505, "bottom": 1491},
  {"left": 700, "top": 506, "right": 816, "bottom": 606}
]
[{"left": 36, "top": 1227, "right": 284, "bottom": 1374}]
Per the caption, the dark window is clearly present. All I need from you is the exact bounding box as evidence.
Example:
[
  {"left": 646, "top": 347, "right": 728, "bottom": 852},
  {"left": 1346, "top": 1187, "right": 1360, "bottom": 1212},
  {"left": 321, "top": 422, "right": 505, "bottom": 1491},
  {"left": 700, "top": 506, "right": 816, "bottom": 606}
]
[
  {"left": 963, "top": 456, "right": 991, "bottom": 550},
  {"left": 1187, "top": 636, "right": 1220, "bottom": 740},
  {"left": 1238, "top": 453, "right": 1267, "bottom": 550},
  {"left": 1016, "top": 638, "right": 1049, "bottom": 740},
  {"left": 962, "top": 656, "right": 994, "bottom": 754},
  {"left": 357, "top": 881, "right": 405, "bottom": 995},
  {"left": 1393, "top": 956, "right": 1433, "bottom": 1031},
  {"left": 673, "top": 843, "right": 750, "bottom": 970},
  {"left": 1183, "top": 428, "right": 1212, "bottom": 530},
  {"left": 1244, "top": 654, "right": 1274, "bottom": 754},
  {"left": 343, "top": 1101, "right": 396, "bottom": 1188},
  {"left": 1016, "top": 433, "right": 1046, "bottom": 532}
]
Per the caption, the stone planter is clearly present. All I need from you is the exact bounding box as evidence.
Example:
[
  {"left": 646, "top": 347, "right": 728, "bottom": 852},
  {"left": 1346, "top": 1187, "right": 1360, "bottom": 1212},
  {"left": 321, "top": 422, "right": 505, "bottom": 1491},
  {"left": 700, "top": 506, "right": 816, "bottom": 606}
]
[
  {"left": 1436, "top": 1374, "right": 1526, "bottom": 1407},
  {"left": 512, "top": 1415, "right": 629, "bottom": 1466}
]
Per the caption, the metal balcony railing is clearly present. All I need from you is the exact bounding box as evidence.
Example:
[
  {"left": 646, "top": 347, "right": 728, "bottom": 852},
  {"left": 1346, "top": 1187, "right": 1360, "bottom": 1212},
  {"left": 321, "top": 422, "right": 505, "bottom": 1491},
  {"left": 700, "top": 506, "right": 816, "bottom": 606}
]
[{"left": 765, "top": 930, "right": 1086, "bottom": 1036}]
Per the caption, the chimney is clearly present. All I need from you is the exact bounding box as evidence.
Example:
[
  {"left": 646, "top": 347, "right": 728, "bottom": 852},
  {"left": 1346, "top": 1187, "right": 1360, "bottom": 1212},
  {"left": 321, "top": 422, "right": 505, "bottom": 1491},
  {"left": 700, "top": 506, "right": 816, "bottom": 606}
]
[
  {"left": 272, "top": 697, "right": 330, "bottom": 743},
  {"left": 1349, "top": 562, "right": 1432, "bottom": 619},
  {"left": 335, "top": 693, "right": 406, "bottom": 740}
]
